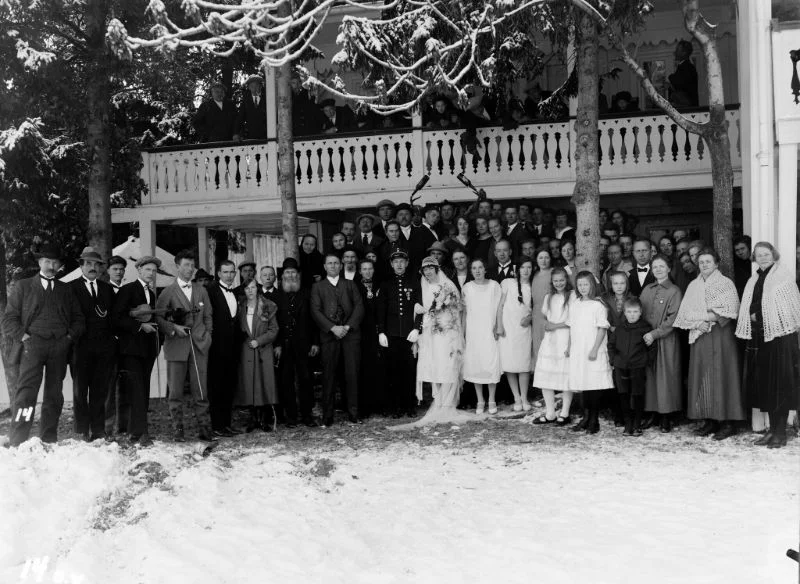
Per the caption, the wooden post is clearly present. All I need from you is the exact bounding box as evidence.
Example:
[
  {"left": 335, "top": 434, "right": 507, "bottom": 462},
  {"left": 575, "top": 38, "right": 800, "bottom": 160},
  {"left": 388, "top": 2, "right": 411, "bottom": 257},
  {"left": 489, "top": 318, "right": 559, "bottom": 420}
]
[
  {"left": 411, "top": 106, "right": 426, "bottom": 179},
  {"left": 777, "top": 142, "right": 798, "bottom": 279},
  {"left": 139, "top": 219, "right": 155, "bottom": 257},
  {"left": 197, "top": 227, "right": 210, "bottom": 271}
]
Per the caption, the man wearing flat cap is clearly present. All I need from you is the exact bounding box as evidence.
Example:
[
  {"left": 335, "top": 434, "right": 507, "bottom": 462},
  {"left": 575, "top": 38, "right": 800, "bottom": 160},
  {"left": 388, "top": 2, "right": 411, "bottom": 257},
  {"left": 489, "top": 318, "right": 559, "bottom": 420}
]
[
  {"left": 2, "top": 244, "right": 85, "bottom": 446},
  {"left": 320, "top": 98, "right": 356, "bottom": 134},
  {"left": 372, "top": 199, "right": 396, "bottom": 239},
  {"left": 112, "top": 255, "right": 163, "bottom": 447},
  {"left": 69, "top": 247, "right": 116, "bottom": 441},
  {"left": 234, "top": 75, "right": 268, "bottom": 141},
  {"left": 353, "top": 213, "right": 384, "bottom": 259},
  {"left": 194, "top": 81, "right": 237, "bottom": 143},
  {"left": 376, "top": 249, "right": 423, "bottom": 417}
]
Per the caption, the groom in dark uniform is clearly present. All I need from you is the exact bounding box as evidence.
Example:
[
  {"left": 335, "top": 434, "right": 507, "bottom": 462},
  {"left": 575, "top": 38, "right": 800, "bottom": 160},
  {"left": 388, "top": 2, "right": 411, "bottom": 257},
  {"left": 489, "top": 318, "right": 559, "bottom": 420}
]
[
  {"left": 376, "top": 250, "right": 423, "bottom": 418},
  {"left": 2, "top": 244, "right": 85, "bottom": 446}
]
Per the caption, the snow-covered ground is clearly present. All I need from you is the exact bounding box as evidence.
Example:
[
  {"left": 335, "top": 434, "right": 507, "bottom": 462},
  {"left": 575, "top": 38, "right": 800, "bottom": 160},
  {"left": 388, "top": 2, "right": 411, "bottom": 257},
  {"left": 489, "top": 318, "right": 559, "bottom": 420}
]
[{"left": 0, "top": 425, "right": 797, "bottom": 584}]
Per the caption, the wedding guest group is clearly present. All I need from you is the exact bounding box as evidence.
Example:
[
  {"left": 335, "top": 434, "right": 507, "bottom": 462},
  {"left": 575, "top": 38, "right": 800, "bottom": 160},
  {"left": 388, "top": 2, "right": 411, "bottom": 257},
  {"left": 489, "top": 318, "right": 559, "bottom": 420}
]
[{"left": 3, "top": 197, "right": 798, "bottom": 450}]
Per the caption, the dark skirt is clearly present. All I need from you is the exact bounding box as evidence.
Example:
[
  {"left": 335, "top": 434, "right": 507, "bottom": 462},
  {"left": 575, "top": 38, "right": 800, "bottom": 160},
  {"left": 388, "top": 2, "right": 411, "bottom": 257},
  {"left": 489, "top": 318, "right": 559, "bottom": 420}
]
[
  {"left": 743, "top": 331, "right": 800, "bottom": 413},
  {"left": 687, "top": 324, "right": 745, "bottom": 421}
]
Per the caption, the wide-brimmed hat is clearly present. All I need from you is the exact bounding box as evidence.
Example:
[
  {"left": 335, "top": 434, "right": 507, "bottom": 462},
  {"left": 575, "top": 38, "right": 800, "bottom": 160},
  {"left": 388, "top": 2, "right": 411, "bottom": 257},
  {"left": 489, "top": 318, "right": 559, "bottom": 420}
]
[
  {"left": 135, "top": 255, "right": 162, "bottom": 269},
  {"left": 389, "top": 249, "right": 409, "bottom": 261},
  {"left": 238, "top": 259, "right": 256, "bottom": 270},
  {"left": 78, "top": 246, "right": 105, "bottom": 264},
  {"left": 34, "top": 244, "right": 62, "bottom": 261},
  {"left": 419, "top": 256, "right": 440, "bottom": 272},
  {"left": 376, "top": 199, "right": 396, "bottom": 210},
  {"left": 427, "top": 241, "right": 449, "bottom": 255},
  {"left": 108, "top": 255, "right": 127, "bottom": 268},
  {"left": 245, "top": 74, "right": 263, "bottom": 87},
  {"left": 356, "top": 213, "right": 376, "bottom": 227}
]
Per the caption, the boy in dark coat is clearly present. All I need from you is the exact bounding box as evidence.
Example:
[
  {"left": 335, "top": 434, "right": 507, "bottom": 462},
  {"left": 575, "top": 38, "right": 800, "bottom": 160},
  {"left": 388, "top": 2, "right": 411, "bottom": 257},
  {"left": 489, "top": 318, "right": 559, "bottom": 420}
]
[{"left": 608, "top": 297, "right": 656, "bottom": 436}]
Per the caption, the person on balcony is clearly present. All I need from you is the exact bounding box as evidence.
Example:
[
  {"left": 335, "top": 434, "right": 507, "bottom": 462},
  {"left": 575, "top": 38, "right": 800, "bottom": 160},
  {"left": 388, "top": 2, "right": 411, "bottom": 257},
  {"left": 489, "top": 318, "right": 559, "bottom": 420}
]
[
  {"left": 320, "top": 98, "right": 356, "bottom": 134},
  {"left": 193, "top": 81, "right": 237, "bottom": 143},
  {"left": 290, "top": 75, "right": 322, "bottom": 136},
  {"left": 234, "top": 75, "right": 268, "bottom": 141},
  {"left": 609, "top": 91, "right": 639, "bottom": 114},
  {"left": 669, "top": 40, "right": 699, "bottom": 108},
  {"left": 372, "top": 199, "right": 396, "bottom": 239},
  {"left": 424, "top": 96, "right": 458, "bottom": 129}
]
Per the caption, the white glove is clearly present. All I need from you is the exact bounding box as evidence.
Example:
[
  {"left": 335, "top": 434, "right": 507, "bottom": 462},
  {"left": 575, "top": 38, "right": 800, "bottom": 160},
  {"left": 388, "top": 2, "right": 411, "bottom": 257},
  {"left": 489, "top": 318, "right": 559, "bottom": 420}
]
[
  {"left": 406, "top": 330, "right": 420, "bottom": 343},
  {"left": 413, "top": 303, "right": 426, "bottom": 315},
  {"left": 378, "top": 333, "right": 389, "bottom": 348}
]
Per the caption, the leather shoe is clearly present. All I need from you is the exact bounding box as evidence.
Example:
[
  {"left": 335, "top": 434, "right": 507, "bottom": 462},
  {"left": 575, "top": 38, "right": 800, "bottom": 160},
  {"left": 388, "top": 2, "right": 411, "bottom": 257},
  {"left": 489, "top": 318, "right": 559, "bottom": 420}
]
[
  {"left": 322, "top": 417, "right": 334, "bottom": 428},
  {"left": 137, "top": 435, "right": 154, "bottom": 448},
  {"left": 640, "top": 413, "right": 656, "bottom": 430},
  {"left": 753, "top": 432, "right": 773, "bottom": 446},
  {"left": 213, "top": 428, "right": 233, "bottom": 438},
  {"left": 303, "top": 418, "right": 320, "bottom": 428},
  {"left": 767, "top": 434, "right": 787, "bottom": 449},
  {"left": 660, "top": 416, "right": 672, "bottom": 433},
  {"left": 712, "top": 423, "right": 737, "bottom": 441},
  {"left": 174, "top": 427, "right": 186, "bottom": 442},
  {"left": 694, "top": 419, "right": 717, "bottom": 437},
  {"left": 225, "top": 426, "right": 244, "bottom": 435},
  {"left": 347, "top": 415, "right": 362, "bottom": 425}
]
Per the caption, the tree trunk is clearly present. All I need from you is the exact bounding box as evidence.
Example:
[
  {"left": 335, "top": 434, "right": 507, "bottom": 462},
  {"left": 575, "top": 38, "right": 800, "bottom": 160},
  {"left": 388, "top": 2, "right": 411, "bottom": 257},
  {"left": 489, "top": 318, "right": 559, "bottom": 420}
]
[
  {"left": 276, "top": 65, "right": 299, "bottom": 260},
  {"left": 85, "top": 0, "right": 113, "bottom": 265},
  {"left": 571, "top": 11, "right": 601, "bottom": 277},
  {"left": 0, "top": 231, "right": 6, "bottom": 313},
  {"left": 706, "top": 128, "right": 734, "bottom": 276}
]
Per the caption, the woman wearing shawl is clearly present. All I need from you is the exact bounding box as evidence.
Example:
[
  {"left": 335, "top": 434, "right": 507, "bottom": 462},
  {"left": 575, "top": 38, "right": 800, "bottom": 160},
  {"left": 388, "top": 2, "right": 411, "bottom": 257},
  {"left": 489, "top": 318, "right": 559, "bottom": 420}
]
[
  {"left": 674, "top": 248, "right": 744, "bottom": 440},
  {"left": 736, "top": 241, "right": 800, "bottom": 449}
]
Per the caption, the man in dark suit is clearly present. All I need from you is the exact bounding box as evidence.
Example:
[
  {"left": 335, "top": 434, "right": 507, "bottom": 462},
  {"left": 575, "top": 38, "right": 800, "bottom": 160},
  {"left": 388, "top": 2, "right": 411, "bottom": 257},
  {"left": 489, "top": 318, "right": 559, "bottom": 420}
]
[
  {"left": 105, "top": 254, "right": 127, "bottom": 436},
  {"left": 489, "top": 240, "right": 516, "bottom": 282},
  {"left": 112, "top": 256, "right": 162, "bottom": 447},
  {"left": 193, "top": 82, "right": 238, "bottom": 142},
  {"left": 353, "top": 213, "right": 385, "bottom": 258},
  {"left": 310, "top": 253, "right": 365, "bottom": 426},
  {"left": 628, "top": 238, "right": 656, "bottom": 297},
  {"left": 205, "top": 259, "right": 240, "bottom": 437},
  {"left": 234, "top": 75, "right": 268, "bottom": 140},
  {"left": 274, "top": 259, "right": 320, "bottom": 427},
  {"left": 69, "top": 247, "right": 116, "bottom": 441},
  {"left": 258, "top": 265, "right": 279, "bottom": 302},
  {"left": 504, "top": 205, "right": 533, "bottom": 258},
  {"left": 156, "top": 250, "right": 215, "bottom": 442},
  {"left": 529, "top": 206, "right": 555, "bottom": 239},
  {"left": 372, "top": 199, "right": 396, "bottom": 239},
  {"left": 420, "top": 203, "right": 446, "bottom": 243},
  {"left": 395, "top": 203, "right": 428, "bottom": 274},
  {"left": 668, "top": 40, "right": 699, "bottom": 108},
  {"left": 376, "top": 250, "right": 423, "bottom": 417},
  {"left": 320, "top": 98, "right": 356, "bottom": 134},
  {"left": 2, "top": 244, "right": 85, "bottom": 446}
]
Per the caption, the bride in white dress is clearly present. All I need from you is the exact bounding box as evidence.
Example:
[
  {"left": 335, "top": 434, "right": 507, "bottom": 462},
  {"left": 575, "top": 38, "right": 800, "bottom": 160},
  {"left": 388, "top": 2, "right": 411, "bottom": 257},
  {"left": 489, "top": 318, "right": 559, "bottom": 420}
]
[{"left": 393, "top": 256, "right": 472, "bottom": 429}]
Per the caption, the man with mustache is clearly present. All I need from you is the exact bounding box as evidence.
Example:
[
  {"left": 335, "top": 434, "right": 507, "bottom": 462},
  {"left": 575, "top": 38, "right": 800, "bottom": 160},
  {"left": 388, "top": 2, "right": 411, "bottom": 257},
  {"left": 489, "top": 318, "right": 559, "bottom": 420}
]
[
  {"left": 69, "top": 247, "right": 116, "bottom": 441},
  {"left": 2, "top": 244, "right": 85, "bottom": 446}
]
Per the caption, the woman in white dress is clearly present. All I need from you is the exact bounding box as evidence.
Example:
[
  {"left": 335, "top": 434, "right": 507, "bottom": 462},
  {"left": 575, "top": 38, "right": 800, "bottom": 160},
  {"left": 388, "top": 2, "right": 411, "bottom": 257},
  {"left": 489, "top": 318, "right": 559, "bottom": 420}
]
[
  {"left": 462, "top": 258, "right": 503, "bottom": 414},
  {"left": 496, "top": 259, "right": 534, "bottom": 411},
  {"left": 532, "top": 267, "right": 574, "bottom": 425},
  {"left": 568, "top": 271, "right": 615, "bottom": 434}
]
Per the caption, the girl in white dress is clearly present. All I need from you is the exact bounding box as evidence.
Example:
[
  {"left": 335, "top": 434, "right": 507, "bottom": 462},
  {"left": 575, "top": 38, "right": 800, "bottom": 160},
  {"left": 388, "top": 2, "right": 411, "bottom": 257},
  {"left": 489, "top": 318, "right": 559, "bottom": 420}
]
[
  {"left": 462, "top": 258, "right": 503, "bottom": 414},
  {"left": 496, "top": 259, "right": 534, "bottom": 411},
  {"left": 568, "top": 271, "right": 615, "bottom": 434},
  {"left": 532, "top": 268, "right": 574, "bottom": 425}
]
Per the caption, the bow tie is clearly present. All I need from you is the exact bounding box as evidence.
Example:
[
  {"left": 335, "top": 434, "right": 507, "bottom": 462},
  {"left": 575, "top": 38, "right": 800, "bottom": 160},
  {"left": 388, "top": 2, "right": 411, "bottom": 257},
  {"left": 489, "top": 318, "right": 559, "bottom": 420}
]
[
  {"left": 181, "top": 284, "right": 192, "bottom": 289},
  {"left": 40, "top": 275, "right": 54, "bottom": 282},
  {"left": 637, "top": 266, "right": 649, "bottom": 273},
  {"left": 220, "top": 285, "right": 232, "bottom": 292}
]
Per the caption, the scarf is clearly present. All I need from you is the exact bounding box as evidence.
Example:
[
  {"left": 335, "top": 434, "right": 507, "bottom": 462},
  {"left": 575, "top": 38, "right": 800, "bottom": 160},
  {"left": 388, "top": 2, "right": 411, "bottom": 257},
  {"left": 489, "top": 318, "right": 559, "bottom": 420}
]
[
  {"left": 736, "top": 262, "right": 800, "bottom": 342},
  {"left": 673, "top": 269, "right": 739, "bottom": 344}
]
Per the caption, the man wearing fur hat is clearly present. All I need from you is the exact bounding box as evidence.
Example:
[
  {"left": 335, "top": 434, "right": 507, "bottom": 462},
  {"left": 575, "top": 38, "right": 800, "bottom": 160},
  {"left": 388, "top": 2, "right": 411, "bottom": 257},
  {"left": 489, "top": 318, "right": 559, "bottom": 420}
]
[
  {"left": 234, "top": 74, "right": 268, "bottom": 141},
  {"left": 2, "top": 244, "right": 85, "bottom": 446},
  {"left": 69, "top": 247, "right": 117, "bottom": 441}
]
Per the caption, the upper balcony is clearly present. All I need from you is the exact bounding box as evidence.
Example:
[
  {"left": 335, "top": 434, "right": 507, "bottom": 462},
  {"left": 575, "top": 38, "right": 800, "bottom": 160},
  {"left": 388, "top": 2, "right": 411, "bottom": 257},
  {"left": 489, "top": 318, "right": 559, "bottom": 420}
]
[{"left": 133, "top": 106, "right": 741, "bottom": 217}]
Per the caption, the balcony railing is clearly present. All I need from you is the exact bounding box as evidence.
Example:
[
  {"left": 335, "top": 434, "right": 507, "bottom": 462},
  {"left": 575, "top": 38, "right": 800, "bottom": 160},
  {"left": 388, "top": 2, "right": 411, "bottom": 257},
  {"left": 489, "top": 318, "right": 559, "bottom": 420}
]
[{"left": 139, "top": 106, "right": 741, "bottom": 206}]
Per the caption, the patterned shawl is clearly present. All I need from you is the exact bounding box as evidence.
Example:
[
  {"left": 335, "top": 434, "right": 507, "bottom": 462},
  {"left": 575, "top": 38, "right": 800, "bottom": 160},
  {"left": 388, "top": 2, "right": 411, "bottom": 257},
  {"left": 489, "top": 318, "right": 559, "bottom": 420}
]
[
  {"left": 736, "top": 261, "right": 800, "bottom": 342},
  {"left": 674, "top": 269, "right": 739, "bottom": 344}
]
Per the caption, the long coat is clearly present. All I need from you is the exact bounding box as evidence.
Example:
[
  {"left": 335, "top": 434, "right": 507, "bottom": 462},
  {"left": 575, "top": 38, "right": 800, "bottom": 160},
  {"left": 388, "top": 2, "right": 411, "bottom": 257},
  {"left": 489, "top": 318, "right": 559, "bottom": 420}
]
[
  {"left": 640, "top": 279, "right": 683, "bottom": 413},
  {"left": 235, "top": 297, "right": 279, "bottom": 406}
]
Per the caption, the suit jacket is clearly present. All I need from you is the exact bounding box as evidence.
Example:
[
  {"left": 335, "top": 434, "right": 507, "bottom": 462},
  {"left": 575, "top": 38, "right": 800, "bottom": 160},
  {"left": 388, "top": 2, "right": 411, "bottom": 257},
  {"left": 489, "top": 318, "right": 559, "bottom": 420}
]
[
  {"left": 310, "top": 278, "right": 365, "bottom": 342},
  {"left": 193, "top": 99, "right": 238, "bottom": 142},
  {"left": 273, "top": 288, "right": 319, "bottom": 352},
  {"left": 400, "top": 226, "right": 429, "bottom": 275},
  {"left": 628, "top": 265, "right": 657, "bottom": 297},
  {"left": 259, "top": 286, "right": 280, "bottom": 304},
  {"left": 2, "top": 277, "right": 85, "bottom": 356},
  {"left": 206, "top": 281, "right": 239, "bottom": 349},
  {"left": 353, "top": 233, "right": 385, "bottom": 258},
  {"left": 69, "top": 278, "right": 115, "bottom": 348},
  {"left": 155, "top": 280, "right": 213, "bottom": 361},
  {"left": 236, "top": 92, "right": 268, "bottom": 139},
  {"left": 419, "top": 223, "right": 440, "bottom": 251},
  {"left": 505, "top": 224, "right": 532, "bottom": 257},
  {"left": 489, "top": 263, "right": 517, "bottom": 283},
  {"left": 528, "top": 222, "right": 555, "bottom": 239},
  {"left": 112, "top": 281, "right": 160, "bottom": 358},
  {"left": 320, "top": 106, "right": 356, "bottom": 133}
]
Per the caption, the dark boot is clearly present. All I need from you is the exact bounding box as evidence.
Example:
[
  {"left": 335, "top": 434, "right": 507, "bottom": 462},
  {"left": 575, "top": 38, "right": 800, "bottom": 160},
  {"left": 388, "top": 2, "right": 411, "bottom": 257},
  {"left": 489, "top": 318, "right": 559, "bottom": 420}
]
[
  {"left": 694, "top": 419, "right": 717, "bottom": 437},
  {"left": 640, "top": 412, "right": 657, "bottom": 430},
  {"left": 260, "top": 407, "right": 274, "bottom": 432},
  {"left": 173, "top": 425, "right": 186, "bottom": 443},
  {"left": 586, "top": 409, "right": 600, "bottom": 434},
  {"left": 660, "top": 413, "right": 672, "bottom": 433},
  {"left": 632, "top": 396, "right": 644, "bottom": 435},
  {"left": 572, "top": 409, "right": 589, "bottom": 432},
  {"left": 246, "top": 407, "right": 259, "bottom": 433},
  {"left": 713, "top": 422, "right": 737, "bottom": 441},
  {"left": 623, "top": 416, "right": 635, "bottom": 436}
]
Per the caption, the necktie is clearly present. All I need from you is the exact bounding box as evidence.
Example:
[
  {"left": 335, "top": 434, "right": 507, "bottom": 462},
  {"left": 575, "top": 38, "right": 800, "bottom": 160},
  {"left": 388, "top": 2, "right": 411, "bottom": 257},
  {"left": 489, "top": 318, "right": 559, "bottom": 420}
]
[
  {"left": 362, "top": 234, "right": 369, "bottom": 246},
  {"left": 90, "top": 281, "right": 97, "bottom": 299},
  {"left": 41, "top": 276, "right": 53, "bottom": 293}
]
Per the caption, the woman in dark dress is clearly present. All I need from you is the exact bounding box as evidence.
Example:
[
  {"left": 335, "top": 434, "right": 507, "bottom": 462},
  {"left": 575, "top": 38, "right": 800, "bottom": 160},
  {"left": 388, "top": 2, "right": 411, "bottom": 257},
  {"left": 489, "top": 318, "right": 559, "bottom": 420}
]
[
  {"left": 471, "top": 216, "right": 492, "bottom": 264},
  {"left": 299, "top": 233, "right": 325, "bottom": 289},
  {"left": 357, "top": 259, "right": 387, "bottom": 417},
  {"left": 736, "top": 241, "right": 800, "bottom": 448}
]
